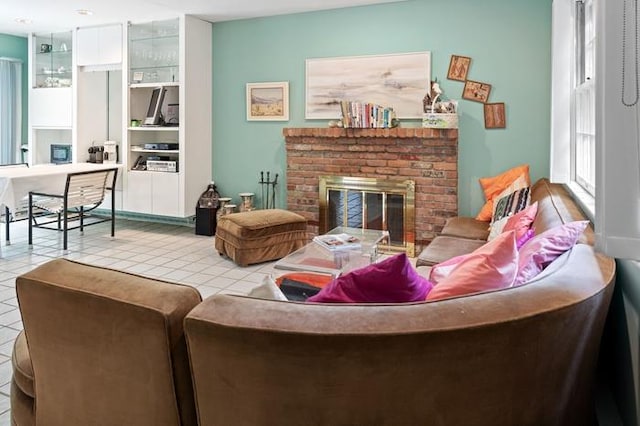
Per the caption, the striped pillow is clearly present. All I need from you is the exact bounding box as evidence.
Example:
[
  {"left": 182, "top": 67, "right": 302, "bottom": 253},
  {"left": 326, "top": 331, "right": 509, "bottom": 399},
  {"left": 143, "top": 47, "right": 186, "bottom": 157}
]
[{"left": 492, "top": 186, "right": 531, "bottom": 223}]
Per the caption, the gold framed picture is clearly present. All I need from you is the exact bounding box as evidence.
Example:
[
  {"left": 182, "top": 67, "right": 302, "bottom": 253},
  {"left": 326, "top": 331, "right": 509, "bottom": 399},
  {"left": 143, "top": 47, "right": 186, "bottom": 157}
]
[
  {"left": 246, "top": 81, "right": 289, "bottom": 121},
  {"left": 462, "top": 80, "right": 492, "bottom": 103},
  {"left": 447, "top": 55, "right": 471, "bottom": 81},
  {"left": 484, "top": 102, "right": 506, "bottom": 128}
]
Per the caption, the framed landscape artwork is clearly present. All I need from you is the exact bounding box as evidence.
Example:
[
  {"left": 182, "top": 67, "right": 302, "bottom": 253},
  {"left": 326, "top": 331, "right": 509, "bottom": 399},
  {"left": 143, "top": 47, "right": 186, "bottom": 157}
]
[
  {"left": 484, "top": 102, "right": 506, "bottom": 128},
  {"left": 246, "top": 81, "right": 289, "bottom": 121},
  {"left": 305, "top": 52, "right": 431, "bottom": 119},
  {"left": 447, "top": 55, "right": 471, "bottom": 81},
  {"left": 462, "top": 80, "right": 492, "bottom": 103}
]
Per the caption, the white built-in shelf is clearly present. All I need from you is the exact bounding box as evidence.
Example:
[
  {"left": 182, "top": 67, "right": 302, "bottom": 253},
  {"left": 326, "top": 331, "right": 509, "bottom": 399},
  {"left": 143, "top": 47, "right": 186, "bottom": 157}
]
[
  {"left": 128, "top": 126, "right": 179, "bottom": 132},
  {"left": 130, "top": 148, "right": 179, "bottom": 153},
  {"left": 129, "top": 82, "right": 180, "bottom": 89}
]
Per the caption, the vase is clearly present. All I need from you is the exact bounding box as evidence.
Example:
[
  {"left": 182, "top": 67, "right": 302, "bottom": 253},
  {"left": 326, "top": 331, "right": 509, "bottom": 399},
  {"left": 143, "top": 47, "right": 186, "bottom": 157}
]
[
  {"left": 217, "top": 197, "right": 232, "bottom": 221},
  {"left": 239, "top": 192, "right": 255, "bottom": 212}
]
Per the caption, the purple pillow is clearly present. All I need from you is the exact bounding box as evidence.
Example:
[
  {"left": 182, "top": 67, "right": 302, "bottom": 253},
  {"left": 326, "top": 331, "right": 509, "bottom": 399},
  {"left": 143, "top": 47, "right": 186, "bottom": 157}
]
[
  {"left": 513, "top": 220, "right": 589, "bottom": 286},
  {"left": 307, "top": 253, "right": 433, "bottom": 303}
]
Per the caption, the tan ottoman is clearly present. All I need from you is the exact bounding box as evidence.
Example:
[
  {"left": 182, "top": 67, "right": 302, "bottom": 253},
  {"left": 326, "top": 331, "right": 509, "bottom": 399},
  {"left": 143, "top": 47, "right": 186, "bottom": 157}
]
[{"left": 215, "top": 209, "right": 308, "bottom": 266}]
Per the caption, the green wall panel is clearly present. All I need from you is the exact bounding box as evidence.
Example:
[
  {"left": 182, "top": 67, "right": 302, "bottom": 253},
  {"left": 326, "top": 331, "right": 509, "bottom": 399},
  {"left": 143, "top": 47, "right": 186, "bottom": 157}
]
[
  {"left": 212, "top": 0, "right": 552, "bottom": 216},
  {"left": 0, "top": 34, "right": 28, "bottom": 148}
]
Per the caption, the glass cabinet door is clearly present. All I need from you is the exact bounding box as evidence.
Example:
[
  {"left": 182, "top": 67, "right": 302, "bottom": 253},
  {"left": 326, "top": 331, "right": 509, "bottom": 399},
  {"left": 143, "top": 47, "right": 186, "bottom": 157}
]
[
  {"left": 33, "top": 31, "right": 72, "bottom": 88},
  {"left": 129, "top": 18, "right": 179, "bottom": 84}
]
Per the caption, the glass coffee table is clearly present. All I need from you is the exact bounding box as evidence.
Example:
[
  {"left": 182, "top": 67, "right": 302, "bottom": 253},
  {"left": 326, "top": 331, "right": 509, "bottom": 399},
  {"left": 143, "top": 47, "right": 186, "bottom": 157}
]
[{"left": 274, "top": 227, "right": 389, "bottom": 277}]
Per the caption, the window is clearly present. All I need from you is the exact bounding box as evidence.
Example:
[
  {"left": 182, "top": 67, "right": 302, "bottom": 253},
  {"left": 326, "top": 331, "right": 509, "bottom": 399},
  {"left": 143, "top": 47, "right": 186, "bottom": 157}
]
[{"left": 573, "top": 0, "right": 596, "bottom": 195}]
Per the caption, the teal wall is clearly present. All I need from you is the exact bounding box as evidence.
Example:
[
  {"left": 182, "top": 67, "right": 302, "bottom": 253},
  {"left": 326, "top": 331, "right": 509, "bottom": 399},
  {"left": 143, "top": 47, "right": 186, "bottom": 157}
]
[
  {"left": 0, "top": 34, "right": 28, "bottom": 147},
  {"left": 212, "top": 0, "right": 552, "bottom": 216}
]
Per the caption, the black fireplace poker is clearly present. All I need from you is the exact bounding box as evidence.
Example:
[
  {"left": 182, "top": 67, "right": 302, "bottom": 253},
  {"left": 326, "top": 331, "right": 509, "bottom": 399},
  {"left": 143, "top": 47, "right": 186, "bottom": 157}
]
[{"left": 259, "top": 171, "right": 279, "bottom": 209}]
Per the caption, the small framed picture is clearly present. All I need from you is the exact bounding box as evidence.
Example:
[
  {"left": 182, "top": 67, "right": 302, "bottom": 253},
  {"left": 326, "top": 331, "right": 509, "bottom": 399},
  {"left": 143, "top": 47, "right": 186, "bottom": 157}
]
[
  {"left": 447, "top": 55, "right": 471, "bottom": 81},
  {"left": 462, "top": 80, "right": 492, "bottom": 103},
  {"left": 246, "top": 81, "right": 289, "bottom": 121},
  {"left": 484, "top": 103, "right": 506, "bottom": 128}
]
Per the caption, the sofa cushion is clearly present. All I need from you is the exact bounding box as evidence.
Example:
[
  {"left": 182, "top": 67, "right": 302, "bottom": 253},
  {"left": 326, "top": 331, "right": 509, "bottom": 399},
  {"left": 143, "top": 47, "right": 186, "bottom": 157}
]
[
  {"left": 440, "top": 217, "right": 490, "bottom": 240},
  {"left": 15, "top": 258, "right": 202, "bottom": 426},
  {"left": 416, "top": 236, "right": 486, "bottom": 267},
  {"left": 427, "top": 231, "right": 518, "bottom": 301},
  {"left": 476, "top": 164, "right": 530, "bottom": 221},
  {"left": 12, "top": 331, "right": 34, "bottom": 398},
  {"left": 514, "top": 220, "right": 589, "bottom": 286},
  {"left": 307, "top": 253, "right": 432, "bottom": 303}
]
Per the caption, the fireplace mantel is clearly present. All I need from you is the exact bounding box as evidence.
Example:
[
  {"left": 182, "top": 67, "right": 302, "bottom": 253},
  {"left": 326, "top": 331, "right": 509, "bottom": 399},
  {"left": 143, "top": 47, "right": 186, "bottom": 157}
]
[
  {"left": 283, "top": 127, "right": 458, "bottom": 139},
  {"left": 284, "top": 127, "right": 458, "bottom": 251}
]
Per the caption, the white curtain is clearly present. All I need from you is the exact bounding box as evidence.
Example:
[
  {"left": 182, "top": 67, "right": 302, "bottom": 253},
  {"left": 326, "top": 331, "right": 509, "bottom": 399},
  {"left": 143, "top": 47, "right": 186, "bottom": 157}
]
[
  {"left": 550, "top": 0, "right": 573, "bottom": 183},
  {"left": 0, "top": 58, "right": 22, "bottom": 164}
]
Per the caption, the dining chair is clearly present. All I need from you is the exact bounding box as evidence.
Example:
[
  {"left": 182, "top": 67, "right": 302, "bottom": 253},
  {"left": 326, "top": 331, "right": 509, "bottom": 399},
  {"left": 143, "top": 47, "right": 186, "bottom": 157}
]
[{"left": 28, "top": 167, "right": 118, "bottom": 251}]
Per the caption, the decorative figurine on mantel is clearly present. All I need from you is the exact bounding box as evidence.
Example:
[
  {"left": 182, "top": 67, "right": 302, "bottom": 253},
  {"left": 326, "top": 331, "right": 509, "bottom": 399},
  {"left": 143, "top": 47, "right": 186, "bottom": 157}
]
[{"left": 422, "top": 79, "right": 458, "bottom": 129}]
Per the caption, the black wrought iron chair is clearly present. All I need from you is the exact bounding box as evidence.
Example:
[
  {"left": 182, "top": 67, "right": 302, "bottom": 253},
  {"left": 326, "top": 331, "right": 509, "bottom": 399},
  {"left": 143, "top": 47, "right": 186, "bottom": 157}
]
[{"left": 28, "top": 168, "right": 118, "bottom": 251}]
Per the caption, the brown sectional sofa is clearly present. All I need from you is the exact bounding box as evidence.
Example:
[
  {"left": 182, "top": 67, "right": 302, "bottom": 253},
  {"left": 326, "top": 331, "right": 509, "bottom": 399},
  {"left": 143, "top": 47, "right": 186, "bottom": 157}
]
[
  {"left": 416, "top": 178, "right": 594, "bottom": 267},
  {"left": 11, "top": 178, "right": 615, "bottom": 425}
]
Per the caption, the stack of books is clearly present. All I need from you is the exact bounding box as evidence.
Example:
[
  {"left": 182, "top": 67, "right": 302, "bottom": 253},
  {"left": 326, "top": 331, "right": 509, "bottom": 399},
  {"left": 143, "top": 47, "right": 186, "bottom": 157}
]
[
  {"left": 312, "top": 233, "right": 362, "bottom": 251},
  {"left": 340, "top": 101, "right": 396, "bottom": 129}
]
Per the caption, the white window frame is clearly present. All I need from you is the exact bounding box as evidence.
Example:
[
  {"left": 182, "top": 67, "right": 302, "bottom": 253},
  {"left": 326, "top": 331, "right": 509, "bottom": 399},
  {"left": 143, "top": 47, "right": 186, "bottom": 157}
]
[{"left": 573, "top": 0, "right": 596, "bottom": 197}]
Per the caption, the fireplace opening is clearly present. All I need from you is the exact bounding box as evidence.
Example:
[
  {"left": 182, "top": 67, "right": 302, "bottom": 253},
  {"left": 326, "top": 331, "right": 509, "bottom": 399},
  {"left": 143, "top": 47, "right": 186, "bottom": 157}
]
[{"left": 319, "top": 176, "right": 415, "bottom": 256}]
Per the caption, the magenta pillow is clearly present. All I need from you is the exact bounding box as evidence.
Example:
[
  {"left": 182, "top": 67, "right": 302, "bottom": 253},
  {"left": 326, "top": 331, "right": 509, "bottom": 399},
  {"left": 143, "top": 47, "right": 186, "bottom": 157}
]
[
  {"left": 307, "top": 253, "right": 433, "bottom": 303},
  {"left": 426, "top": 231, "right": 518, "bottom": 301},
  {"left": 513, "top": 220, "right": 589, "bottom": 286}
]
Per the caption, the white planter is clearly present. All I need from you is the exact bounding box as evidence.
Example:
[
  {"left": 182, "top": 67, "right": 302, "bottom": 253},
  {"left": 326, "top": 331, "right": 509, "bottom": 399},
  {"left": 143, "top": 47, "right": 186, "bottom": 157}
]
[{"left": 422, "top": 113, "right": 458, "bottom": 129}]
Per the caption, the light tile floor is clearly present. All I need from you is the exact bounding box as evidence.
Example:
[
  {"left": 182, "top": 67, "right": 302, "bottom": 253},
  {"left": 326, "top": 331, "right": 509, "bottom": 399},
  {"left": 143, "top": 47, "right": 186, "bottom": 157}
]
[{"left": 0, "top": 217, "right": 285, "bottom": 424}]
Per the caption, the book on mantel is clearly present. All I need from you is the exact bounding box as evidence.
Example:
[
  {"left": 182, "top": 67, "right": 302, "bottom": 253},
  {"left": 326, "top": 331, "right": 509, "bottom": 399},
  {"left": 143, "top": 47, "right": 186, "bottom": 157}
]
[{"left": 312, "top": 233, "right": 362, "bottom": 251}]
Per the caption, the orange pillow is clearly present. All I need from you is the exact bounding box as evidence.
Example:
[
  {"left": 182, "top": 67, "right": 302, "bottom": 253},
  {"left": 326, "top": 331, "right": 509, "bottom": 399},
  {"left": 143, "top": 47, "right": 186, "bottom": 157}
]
[{"left": 475, "top": 164, "right": 530, "bottom": 221}]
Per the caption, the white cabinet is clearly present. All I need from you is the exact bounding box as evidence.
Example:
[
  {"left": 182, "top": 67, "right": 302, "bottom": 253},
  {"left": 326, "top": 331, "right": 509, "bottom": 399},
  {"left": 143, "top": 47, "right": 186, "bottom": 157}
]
[
  {"left": 28, "top": 31, "right": 74, "bottom": 165},
  {"left": 123, "top": 16, "right": 212, "bottom": 218},
  {"left": 77, "top": 24, "right": 122, "bottom": 67},
  {"left": 30, "top": 88, "right": 73, "bottom": 127}
]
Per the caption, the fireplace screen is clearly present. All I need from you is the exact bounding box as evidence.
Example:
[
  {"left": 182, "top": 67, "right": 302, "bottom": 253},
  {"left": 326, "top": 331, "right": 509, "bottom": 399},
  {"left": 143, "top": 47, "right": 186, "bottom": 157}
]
[{"left": 319, "top": 176, "right": 415, "bottom": 256}]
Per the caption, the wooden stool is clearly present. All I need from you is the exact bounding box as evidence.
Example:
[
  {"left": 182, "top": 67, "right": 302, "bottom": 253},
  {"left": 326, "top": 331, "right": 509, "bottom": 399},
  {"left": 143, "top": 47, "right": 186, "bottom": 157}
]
[{"left": 215, "top": 209, "right": 308, "bottom": 266}]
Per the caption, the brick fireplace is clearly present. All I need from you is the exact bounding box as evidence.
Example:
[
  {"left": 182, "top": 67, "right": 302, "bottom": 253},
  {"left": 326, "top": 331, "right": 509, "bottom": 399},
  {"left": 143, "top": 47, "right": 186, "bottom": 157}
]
[{"left": 284, "top": 127, "right": 458, "bottom": 252}]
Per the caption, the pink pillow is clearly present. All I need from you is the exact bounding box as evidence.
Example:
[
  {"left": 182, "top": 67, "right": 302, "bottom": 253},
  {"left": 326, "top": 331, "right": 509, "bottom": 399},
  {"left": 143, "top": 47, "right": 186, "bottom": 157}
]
[
  {"left": 307, "top": 253, "right": 433, "bottom": 303},
  {"left": 513, "top": 220, "right": 589, "bottom": 286},
  {"left": 503, "top": 201, "right": 538, "bottom": 241},
  {"left": 426, "top": 231, "right": 518, "bottom": 301},
  {"left": 428, "top": 254, "right": 466, "bottom": 285}
]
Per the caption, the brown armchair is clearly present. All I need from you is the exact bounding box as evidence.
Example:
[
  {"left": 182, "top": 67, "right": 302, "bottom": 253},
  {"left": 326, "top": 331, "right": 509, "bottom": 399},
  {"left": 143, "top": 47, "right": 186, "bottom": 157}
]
[{"left": 11, "top": 259, "right": 201, "bottom": 426}]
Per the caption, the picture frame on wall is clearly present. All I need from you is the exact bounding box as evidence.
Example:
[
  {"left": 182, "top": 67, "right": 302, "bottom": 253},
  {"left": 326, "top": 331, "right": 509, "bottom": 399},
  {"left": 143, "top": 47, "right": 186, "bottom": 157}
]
[
  {"left": 447, "top": 55, "right": 471, "bottom": 81},
  {"left": 246, "top": 81, "right": 289, "bottom": 121},
  {"left": 462, "top": 80, "right": 492, "bottom": 103},
  {"left": 484, "top": 102, "right": 506, "bottom": 128},
  {"left": 305, "top": 51, "right": 431, "bottom": 119}
]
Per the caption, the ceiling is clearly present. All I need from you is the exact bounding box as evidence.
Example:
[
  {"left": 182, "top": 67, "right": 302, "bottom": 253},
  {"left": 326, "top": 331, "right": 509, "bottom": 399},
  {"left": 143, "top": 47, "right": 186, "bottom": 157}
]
[{"left": 1, "top": 0, "right": 404, "bottom": 37}]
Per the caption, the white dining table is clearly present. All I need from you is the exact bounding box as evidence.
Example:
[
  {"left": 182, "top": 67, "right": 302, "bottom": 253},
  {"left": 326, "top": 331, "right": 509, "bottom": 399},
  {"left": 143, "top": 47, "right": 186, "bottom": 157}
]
[{"left": 0, "top": 163, "right": 122, "bottom": 243}]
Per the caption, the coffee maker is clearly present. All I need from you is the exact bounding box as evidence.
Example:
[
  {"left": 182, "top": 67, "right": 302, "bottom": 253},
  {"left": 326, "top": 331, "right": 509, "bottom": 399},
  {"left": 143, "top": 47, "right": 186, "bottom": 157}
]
[{"left": 88, "top": 146, "right": 104, "bottom": 163}]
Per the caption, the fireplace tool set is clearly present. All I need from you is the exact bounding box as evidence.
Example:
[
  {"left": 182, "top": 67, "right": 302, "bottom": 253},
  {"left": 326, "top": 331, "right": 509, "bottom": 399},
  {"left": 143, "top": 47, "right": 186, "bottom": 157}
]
[{"left": 259, "top": 171, "right": 279, "bottom": 209}]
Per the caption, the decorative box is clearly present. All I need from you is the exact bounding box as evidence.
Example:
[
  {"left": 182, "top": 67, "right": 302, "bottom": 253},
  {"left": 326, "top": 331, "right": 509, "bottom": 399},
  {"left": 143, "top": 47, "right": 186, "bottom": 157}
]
[{"left": 422, "top": 113, "right": 459, "bottom": 129}]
